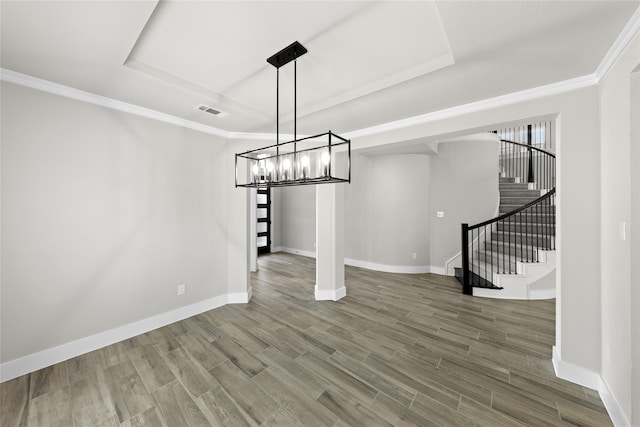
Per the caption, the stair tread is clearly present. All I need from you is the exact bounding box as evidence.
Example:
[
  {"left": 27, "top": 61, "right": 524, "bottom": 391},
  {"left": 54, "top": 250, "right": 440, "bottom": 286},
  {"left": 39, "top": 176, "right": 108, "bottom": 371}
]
[{"left": 493, "top": 230, "right": 554, "bottom": 236}]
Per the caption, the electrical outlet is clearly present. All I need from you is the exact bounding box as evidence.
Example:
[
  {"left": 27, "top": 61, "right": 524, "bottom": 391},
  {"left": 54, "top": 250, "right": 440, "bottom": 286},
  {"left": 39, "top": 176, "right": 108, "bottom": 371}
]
[
  {"left": 437, "top": 211, "right": 444, "bottom": 218},
  {"left": 412, "top": 253, "right": 417, "bottom": 260},
  {"left": 177, "top": 283, "right": 186, "bottom": 296}
]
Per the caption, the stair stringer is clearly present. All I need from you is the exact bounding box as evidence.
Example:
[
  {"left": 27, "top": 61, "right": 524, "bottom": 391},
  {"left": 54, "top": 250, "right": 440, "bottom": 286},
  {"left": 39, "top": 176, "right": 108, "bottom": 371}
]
[{"left": 472, "top": 249, "right": 555, "bottom": 299}]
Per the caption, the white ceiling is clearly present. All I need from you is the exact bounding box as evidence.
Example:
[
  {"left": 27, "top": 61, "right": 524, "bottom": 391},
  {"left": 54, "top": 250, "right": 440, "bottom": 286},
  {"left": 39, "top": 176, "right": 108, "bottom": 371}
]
[{"left": 2, "top": 1, "right": 639, "bottom": 136}]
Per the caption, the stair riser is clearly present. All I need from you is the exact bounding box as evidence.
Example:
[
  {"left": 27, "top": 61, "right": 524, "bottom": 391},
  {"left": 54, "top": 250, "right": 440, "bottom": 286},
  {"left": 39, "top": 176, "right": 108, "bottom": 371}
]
[
  {"left": 497, "top": 223, "right": 555, "bottom": 233},
  {"left": 473, "top": 253, "right": 519, "bottom": 271},
  {"left": 471, "top": 259, "right": 518, "bottom": 276},
  {"left": 501, "top": 197, "right": 543, "bottom": 205},
  {"left": 484, "top": 242, "right": 541, "bottom": 259},
  {"left": 491, "top": 232, "right": 554, "bottom": 245},
  {"left": 496, "top": 214, "right": 555, "bottom": 224},
  {"left": 499, "top": 190, "right": 542, "bottom": 197},
  {"left": 500, "top": 206, "right": 555, "bottom": 214},
  {"left": 499, "top": 183, "right": 530, "bottom": 190}
]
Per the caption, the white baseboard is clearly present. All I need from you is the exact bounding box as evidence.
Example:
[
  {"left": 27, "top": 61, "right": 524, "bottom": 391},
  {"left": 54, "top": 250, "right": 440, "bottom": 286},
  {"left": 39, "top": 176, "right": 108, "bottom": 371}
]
[
  {"left": 529, "top": 287, "right": 556, "bottom": 300},
  {"left": 552, "top": 346, "right": 600, "bottom": 389},
  {"left": 430, "top": 266, "right": 446, "bottom": 275},
  {"left": 344, "top": 257, "right": 433, "bottom": 274},
  {"left": 228, "top": 287, "right": 252, "bottom": 304},
  {"left": 279, "top": 248, "right": 439, "bottom": 275},
  {"left": 279, "top": 247, "right": 317, "bottom": 258},
  {"left": 598, "top": 377, "right": 631, "bottom": 427},
  {"left": 0, "top": 293, "right": 241, "bottom": 383},
  {"left": 552, "top": 347, "right": 633, "bottom": 426},
  {"left": 314, "top": 285, "right": 347, "bottom": 301}
]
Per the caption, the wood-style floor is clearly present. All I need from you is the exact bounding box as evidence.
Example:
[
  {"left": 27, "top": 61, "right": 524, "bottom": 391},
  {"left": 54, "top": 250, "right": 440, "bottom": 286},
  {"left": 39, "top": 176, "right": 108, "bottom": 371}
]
[{"left": 1, "top": 252, "right": 612, "bottom": 426}]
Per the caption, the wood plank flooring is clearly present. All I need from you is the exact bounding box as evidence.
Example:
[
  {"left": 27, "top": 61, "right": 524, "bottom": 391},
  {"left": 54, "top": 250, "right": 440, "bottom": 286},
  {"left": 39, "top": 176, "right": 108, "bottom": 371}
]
[{"left": 1, "top": 252, "right": 612, "bottom": 426}]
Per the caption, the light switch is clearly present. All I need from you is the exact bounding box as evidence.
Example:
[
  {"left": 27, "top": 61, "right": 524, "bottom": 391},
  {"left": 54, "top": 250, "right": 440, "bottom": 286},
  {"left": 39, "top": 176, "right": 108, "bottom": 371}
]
[
  {"left": 437, "top": 211, "right": 444, "bottom": 218},
  {"left": 620, "top": 222, "right": 627, "bottom": 241}
]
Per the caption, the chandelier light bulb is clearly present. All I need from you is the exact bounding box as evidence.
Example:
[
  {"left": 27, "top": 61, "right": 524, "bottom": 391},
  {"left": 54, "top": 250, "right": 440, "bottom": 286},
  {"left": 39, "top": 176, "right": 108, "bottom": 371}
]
[{"left": 321, "top": 152, "right": 331, "bottom": 165}]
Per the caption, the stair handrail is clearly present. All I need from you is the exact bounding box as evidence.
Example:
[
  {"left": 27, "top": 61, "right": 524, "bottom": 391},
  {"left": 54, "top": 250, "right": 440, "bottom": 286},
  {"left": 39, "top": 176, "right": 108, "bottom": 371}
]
[
  {"left": 461, "top": 139, "right": 556, "bottom": 295},
  {"left": 468, "top": 187, "right": 555, "bottom": 230}
]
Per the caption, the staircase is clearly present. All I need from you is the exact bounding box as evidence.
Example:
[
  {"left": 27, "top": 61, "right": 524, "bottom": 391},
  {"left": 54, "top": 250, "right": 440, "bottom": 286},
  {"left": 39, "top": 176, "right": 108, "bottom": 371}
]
[
  {"left": 457, "top": 130, "right": 556, "bottom": 299},
  {"left": 477, "top": 177, "right": 555, "bottom": 298}
]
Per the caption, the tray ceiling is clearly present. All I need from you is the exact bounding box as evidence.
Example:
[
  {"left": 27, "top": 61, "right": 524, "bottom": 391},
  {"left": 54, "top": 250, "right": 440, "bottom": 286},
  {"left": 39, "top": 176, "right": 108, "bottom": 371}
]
[{"left": 1, "top": 1, "right": 638, "bottom": 134}]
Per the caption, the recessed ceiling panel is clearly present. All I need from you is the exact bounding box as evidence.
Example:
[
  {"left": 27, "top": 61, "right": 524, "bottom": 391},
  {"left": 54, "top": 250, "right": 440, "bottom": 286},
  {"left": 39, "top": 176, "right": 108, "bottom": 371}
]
[
  {"left": 126, "top": 1, "right": 453, "bottom": 120},
  {"left": 125, "top": 1, "right": 368, "bottom": 94},
  {"left": 228, "top": 1, "right": 455, "bottom": 119}
]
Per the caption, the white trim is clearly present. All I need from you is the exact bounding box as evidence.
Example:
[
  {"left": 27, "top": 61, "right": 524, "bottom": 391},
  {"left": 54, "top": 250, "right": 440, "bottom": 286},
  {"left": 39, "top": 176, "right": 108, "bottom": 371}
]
[
  {"left": 344, "top": 257, "right": 433, "bottom": 274},
  {"left": 0, "top": 67, "right": 611, "bottom": 147},
  {"left": 314, "top": 284, "right": 346, "bottom": 301},
  {"left": 444, "top": 252, "right": 461, "bottom": 276},
  {"left": 0, "top": 68, "right": 231, "bottom": 138},
  {"left": 598, "top": 377, "right": 631, "bottom": 427},
  {"left": 279, "top": 247, "right": 317, "bottom": 258},
  {"left": 2, "top": 6, "right": 638, "bottom": 145},
  {"left": 342, "top": 74, "right": 598, "bottom": 140},
  {"left": 430, "top": 266, "right": 446, "bottom": 275},
  {"left": 552, "top": 346, "right": 600, "bottom": 390},
  {"left": 528, "top": 287, "right": 556, "bottom": 300},
  {"left": 552, "top": 349, "right": 633, "bottom": 426},
  {"left": 595, "top": 6, "right": 640, "bottom": 81},
  {"left": 283, "top": 52, "right": 455, "bottom": 123},
  {"left": 0, "top": 294, "right": 229, "bottom": 382},
  {"left": 278, "top": 248, "right": 440, "bottom": 274},
  {"left": 228, "top": 287, "right": 252, "bottom": 304}
]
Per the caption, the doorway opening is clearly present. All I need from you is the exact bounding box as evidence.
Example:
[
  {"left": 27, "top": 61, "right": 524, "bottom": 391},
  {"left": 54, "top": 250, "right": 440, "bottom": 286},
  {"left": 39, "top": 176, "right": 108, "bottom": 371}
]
[{"left": 256, "top": 187, "right": 271, "bottom": 255}]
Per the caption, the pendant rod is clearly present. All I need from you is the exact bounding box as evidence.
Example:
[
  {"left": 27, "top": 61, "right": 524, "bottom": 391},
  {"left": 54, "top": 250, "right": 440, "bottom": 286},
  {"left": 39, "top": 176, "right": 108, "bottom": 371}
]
[
  {"left": 276, "top": 67, "right": 279, "bottom": 158},
  {"left": 293, "top": 59, "right": 298, "bottom": 141},
  {"left": 294, "top": 59, "right": 297, "bottom": 143},
  {"left": 294, "top": 58, "right": 297, "bottom": 180}
]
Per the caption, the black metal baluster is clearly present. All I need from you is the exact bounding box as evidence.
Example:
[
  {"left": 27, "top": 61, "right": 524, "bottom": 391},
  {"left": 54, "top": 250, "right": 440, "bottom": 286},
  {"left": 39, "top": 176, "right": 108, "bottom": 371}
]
[
  {"left": 519, "top": 212, "right": 523, "bottom": 265},
  {"left": 507, "top": 216, "right": 511, "bottom": 273},
  {"left": 534, "top": 203, "right": 541, "bottom": 262},
  {"left": 462, "top": 224, "right": 470, "bottom": 295},
  {"left": 485, "top": 225, "right": 490, "bottom": 285}
]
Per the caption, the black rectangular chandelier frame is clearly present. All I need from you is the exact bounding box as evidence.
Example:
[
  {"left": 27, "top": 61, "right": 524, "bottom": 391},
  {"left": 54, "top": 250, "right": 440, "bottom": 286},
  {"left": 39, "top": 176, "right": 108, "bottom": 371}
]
[{"left": 235, "top": 41, "right": 351, "bottom": 188}]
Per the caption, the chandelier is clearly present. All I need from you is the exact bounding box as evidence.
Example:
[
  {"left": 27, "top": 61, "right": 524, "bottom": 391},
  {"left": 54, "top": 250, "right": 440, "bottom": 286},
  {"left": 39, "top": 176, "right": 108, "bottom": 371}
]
[{"left": 235, "top": 41, "right": 351, "bottom": 188}]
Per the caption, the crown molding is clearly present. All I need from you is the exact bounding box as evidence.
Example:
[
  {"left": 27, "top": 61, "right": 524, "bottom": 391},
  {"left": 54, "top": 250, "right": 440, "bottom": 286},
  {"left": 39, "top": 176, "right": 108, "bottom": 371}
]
[
  {"left": 0, "top": 66, "right": 604, "bottom": 143},
  {"left": 0, "top": 68, "right": 231, "bottom": 138},
  {"left": 595, "top": 5, "right": 640, "bottom": 81},
  {"left": 343, "top": 74, "right": 599, "bottom": 140},
  {"left": 2, "top": 5, "right": 636, "bottom": 150}
]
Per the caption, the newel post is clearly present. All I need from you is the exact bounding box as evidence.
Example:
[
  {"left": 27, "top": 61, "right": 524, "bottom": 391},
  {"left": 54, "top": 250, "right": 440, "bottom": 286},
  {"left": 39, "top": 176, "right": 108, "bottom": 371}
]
[{"left": 461, "top": 223, "right": 472, "bottom": 295}]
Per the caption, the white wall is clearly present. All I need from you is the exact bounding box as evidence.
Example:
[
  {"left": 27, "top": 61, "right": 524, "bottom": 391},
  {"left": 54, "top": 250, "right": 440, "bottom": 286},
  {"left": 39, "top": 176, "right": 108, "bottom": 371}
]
[
  {"left": 345, "top": 153, "right": 431, "bottom": 269},
  {"left": 280, "top": 185, "right": 316, "bottom": 254},
  {"left": 630, "top": 65, "right": 640, "bottom": 427},
  {"left": 1, "top": 82, "right": 229, "bottom": 365},
  {"left": 270, "top": 187, "right": 282, "bottom": 250},
  {"left": 599, "top": 31, "right": 640, "bottom": 426},
  {"left": 429, "top": 135, "right": 499, "bottom": 269}
]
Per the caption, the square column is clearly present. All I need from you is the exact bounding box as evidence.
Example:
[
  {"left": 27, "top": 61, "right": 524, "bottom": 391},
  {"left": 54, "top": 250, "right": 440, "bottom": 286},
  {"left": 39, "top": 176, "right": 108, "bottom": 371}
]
[{"left": 315, "top": 183, "right": 345, "bottom": 300}]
